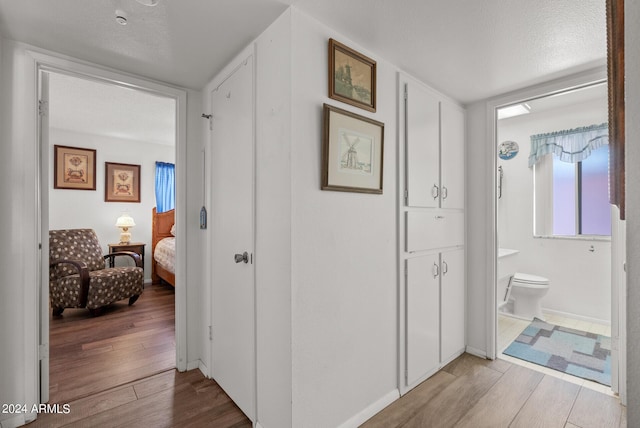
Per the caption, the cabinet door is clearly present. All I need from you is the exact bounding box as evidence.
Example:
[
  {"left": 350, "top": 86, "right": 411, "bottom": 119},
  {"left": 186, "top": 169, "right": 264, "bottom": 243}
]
[
  {"left": 440, "top": 100, "right": 465, "bottom": 209},
  {"left": 440, "top": 248, "right": 465, "bottom": 363},
  {"left": 406, "top": 255, "right": 440, "bottom": 385},
  {"left": 406, "top": 211, "right": 464, "bottom": 252},
  {"left": 406, "top": 82, "right": 440, "bottom": 208}
]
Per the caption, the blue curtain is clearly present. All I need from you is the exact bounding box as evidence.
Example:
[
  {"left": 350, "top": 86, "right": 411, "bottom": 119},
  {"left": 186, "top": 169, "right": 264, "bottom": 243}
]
[
  {"left": 528, "top": 123, "right": 608, "bottom": 167},
  {"left": 155, "top": 162, "right": 175, "bottom": 213}
]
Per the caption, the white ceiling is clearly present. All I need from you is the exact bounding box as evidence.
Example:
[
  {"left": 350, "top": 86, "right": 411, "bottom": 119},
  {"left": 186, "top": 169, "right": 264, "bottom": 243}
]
[
  {"left": 49, "top": 72, "right": 176, "bottom": 145},
  {"left": 0, "top": 0, "right": 606, "bottom": 104}
]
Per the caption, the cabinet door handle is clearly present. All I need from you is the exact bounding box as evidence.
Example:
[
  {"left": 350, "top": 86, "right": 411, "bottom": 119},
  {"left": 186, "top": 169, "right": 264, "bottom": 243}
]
[
  {"left": 442, "top": 186, "right": 448, "bottom": 200},
  {"left": 431, "top": 184, "right": 440, "bottom": 199},
  {"left": 432, "top": 262, "right": 440, "bottom": 278},
  {"left": 442, "top": 260, "right": 448, "bottom": 275}
]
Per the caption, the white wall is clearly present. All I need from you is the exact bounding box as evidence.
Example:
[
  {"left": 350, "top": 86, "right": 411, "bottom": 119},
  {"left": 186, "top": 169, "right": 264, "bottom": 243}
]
[
  {"left": 290, "top": 9, "right": 398, "bottom": 427},
  {"left": 49, "top": 129, "right": 174, "bottom": 282},
  {"left": 254, "top": 11, "right": 293, "bottom": 428},
  {"left": 465, "top": 101, "right": 491, "bottom": 355},
  {"left": 498, "top": 98, "right": 611, "bottom": 321},
  {"left": 625, "top": 0, "right": 640, "bottom": 424}
]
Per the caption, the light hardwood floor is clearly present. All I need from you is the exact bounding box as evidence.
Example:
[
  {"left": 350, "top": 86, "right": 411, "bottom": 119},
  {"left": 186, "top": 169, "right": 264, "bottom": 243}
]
[
  {"left": 362, "top": 353, "right": 626, "bottom": 428},
  {"left": 34, "top": 290, "right": 623, "bottom": 428}
]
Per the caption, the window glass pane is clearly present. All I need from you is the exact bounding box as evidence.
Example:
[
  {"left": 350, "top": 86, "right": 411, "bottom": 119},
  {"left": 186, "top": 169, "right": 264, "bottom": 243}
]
[
  {"left": 581, "top": 145, "right": 611, "bottom": 235},
  {"left": 552, "top": 156, "right": 576, "bottom": 235}
]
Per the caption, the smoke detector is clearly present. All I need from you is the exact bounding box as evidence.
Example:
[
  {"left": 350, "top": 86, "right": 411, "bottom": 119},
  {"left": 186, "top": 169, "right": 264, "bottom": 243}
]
[
  {"left": 115, "top": 9, "right": 128, "bottom": 25},
  {"left": 135, "top": 0, "right": 158, "bottom": 6}
]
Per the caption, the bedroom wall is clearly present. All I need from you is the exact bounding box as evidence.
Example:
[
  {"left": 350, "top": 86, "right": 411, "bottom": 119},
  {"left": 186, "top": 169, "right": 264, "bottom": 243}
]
[{"left": 48, "top": 128, "right": 174, "bottom": 282}]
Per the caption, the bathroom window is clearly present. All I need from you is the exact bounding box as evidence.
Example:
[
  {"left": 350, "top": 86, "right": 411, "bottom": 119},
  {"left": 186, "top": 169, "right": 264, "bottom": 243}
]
[{"left": 537, "top": 145, "right": 611, "bottom": 237}]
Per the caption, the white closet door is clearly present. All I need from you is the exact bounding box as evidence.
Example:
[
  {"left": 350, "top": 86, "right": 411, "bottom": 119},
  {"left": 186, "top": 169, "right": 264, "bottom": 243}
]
[
  {"left": 211, "top": 56, "right": 256, "bottom": 422},
  {"left": 406, "top": 255, "right": 440, "bottom": 385},
  {"left": 440, "top": 100, "right": 465, "bottom": 209},
  {"left": 406, "top": 82, "right": 440, "bottom": 208},
  {"left": 440, "top": 248, "right": 465, "bottom": 363}
]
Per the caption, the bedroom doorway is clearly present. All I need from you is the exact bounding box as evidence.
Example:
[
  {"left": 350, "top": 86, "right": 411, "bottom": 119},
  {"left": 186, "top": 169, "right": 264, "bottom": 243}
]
[{"left": 36, "top": 55, "right": 187, "bottom": 405}]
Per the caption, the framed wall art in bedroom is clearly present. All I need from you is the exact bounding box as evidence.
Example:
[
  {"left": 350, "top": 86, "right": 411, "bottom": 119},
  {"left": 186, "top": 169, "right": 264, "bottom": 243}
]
[
  {"left": 105, "top": 162, "right": 141, "bottom": 203},
  {"left": 53, "top": 144, "right": 96, "bottom": 190}
]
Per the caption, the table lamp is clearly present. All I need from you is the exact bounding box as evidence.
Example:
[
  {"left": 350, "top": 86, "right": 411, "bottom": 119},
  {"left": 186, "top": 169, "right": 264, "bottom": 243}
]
[{"left": 115, "top": 213, "right": 136, "bottom": 244}]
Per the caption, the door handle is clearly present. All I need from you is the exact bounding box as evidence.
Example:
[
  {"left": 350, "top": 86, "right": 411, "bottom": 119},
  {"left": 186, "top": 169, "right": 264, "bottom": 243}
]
[
  {"left": 432, "top": 262, "right": 440, "bottom": 278},
  {"left": 431, "top": 184, "right": 440, "bottom": 200},
  {"left": 234, "top": 252, "right": 249, "bottom": 264},
  {"left": 442, "top": 186, "right": 448, "bottom": 200}
]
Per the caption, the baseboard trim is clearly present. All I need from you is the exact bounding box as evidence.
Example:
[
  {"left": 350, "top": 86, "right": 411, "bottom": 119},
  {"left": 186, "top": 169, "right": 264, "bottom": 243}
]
[
  {"left": 465, "top": 346, "right": 487, "bottom": 359},
  {"left": 542, "top": 308, "right": 610, "bottom": 326},
  {"left": 336, "top": 389, "right": 399, "bottom": 428},
  {"left": 0, "top": 413, "right": 28, "bottom": 428},
  {"left": 185, "top": 360, "right": 210, "bottom": 378}
]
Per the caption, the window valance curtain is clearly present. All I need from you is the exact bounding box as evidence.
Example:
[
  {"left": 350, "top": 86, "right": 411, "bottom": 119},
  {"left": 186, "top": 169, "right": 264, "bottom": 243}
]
[
  {"left": 155, "top": 161, "right": 175, "bottom": 213},
  {"left": 528, "top": 123, "right": 608, "bottom": 167}
]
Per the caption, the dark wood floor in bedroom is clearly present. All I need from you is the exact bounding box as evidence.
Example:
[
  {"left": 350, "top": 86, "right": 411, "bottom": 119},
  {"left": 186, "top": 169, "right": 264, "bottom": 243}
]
[{"left": 48, "top": 282, "right": 177, "bottom": 404}]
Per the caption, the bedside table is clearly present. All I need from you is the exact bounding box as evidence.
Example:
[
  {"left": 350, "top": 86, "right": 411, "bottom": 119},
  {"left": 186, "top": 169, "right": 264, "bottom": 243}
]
[{"left": 108, "top": 242, "right": 146, "bottom": 271}]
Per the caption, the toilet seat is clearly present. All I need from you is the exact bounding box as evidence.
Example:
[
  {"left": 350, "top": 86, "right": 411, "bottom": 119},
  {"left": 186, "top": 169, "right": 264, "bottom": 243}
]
[{"left": 513, "top": 273, "right": 549, "bottom": 286}]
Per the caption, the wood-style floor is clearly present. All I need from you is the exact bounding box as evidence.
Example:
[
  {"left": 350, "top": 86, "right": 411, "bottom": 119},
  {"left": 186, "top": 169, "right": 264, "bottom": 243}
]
[
  {"left": 362, "top": 353, "right": 626, "bottom": 428},
  {"left": 30, "top": 282, "right": 251, "bottom": 428},
  {"left": 34, "top": 287, "right": 625, "bottom": 428}
]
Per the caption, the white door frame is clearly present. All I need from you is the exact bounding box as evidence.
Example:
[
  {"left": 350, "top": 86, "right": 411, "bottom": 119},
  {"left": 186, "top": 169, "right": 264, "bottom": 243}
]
[
  {"left": 484, "top": 67, "right": 625, "bottom": 397},
  {"left": 29, "top": 50, "right": 189, "bottom": 404}
]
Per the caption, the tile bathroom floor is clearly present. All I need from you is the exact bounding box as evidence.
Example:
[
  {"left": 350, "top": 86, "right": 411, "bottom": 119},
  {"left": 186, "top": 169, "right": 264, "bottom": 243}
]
[{"left": 498, "top": 312, "right": 614, "bottom": 396}]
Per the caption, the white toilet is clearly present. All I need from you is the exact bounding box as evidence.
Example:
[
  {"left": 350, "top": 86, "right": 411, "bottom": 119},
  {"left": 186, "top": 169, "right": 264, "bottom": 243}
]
[{"left": 509, "top": 273, "right": 550, "bottom": 320}]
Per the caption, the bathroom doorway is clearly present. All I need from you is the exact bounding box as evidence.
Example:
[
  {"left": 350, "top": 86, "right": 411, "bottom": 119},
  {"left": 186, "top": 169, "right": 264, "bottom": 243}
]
[{"left": 493, "top": 78, "right": 624, "bottom": 396}]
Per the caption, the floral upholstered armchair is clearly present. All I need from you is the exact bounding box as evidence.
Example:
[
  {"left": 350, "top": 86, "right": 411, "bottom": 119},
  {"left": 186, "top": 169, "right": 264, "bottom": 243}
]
[{"left": 49, "top": 229, "right": 144, "bottom": 316}]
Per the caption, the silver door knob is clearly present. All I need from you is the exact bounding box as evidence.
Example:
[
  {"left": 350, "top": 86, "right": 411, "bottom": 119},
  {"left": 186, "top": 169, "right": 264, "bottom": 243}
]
[{"left": 234, "top": 252, "right": 249, "bottom": 264}]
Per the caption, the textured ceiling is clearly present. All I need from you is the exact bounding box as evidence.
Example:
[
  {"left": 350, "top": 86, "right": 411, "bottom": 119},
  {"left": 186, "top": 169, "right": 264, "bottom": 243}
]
[
  {"left": 0, "top": 0, "right": 606, "bottom": 104},
  {"left": 49, "top": 72, "right": 176, "bottom": 145}
]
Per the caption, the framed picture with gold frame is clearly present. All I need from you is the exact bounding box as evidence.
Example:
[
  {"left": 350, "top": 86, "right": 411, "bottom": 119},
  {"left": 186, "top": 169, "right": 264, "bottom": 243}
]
[
  {"left": 328, "top": 38, "right": 376, "bottom": 112},
  {"left": 322, "top": 104, "right": 384, "bottom": 194},
  {"left": 53, "top": 145, "right": 97, "bottom": 190},
  {"left": 105, "top": 162, "right": 141, "bottom": 203}
]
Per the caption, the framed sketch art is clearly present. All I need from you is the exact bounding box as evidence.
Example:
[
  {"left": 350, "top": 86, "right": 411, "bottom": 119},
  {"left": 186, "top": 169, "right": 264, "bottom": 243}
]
[
  {"left": 322, "top": 104, "right": 384, "bottom": 194},
  {"left": 54, "top": 145, "right": 97, "bottom": 190},
  {"left": 105, "top": 162, "right": 141, "bottom": 203},
  {"left": 328, "top": 38, "right": 376, "bottom": 112}
]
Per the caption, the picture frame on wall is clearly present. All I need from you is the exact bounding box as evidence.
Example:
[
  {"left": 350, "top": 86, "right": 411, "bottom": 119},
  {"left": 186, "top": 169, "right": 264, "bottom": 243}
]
[
  {"left": 328, "top": 38, "right": 377, "bottom": 112},
  {"left": 105, "top": 162, "right": 141, "bottom": 203},
  {"left": 322, "top": 103, "right": 384, "bottom": 194},
  {"left": 53, "top": 145, "right": 97, "bottom": 190}
]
